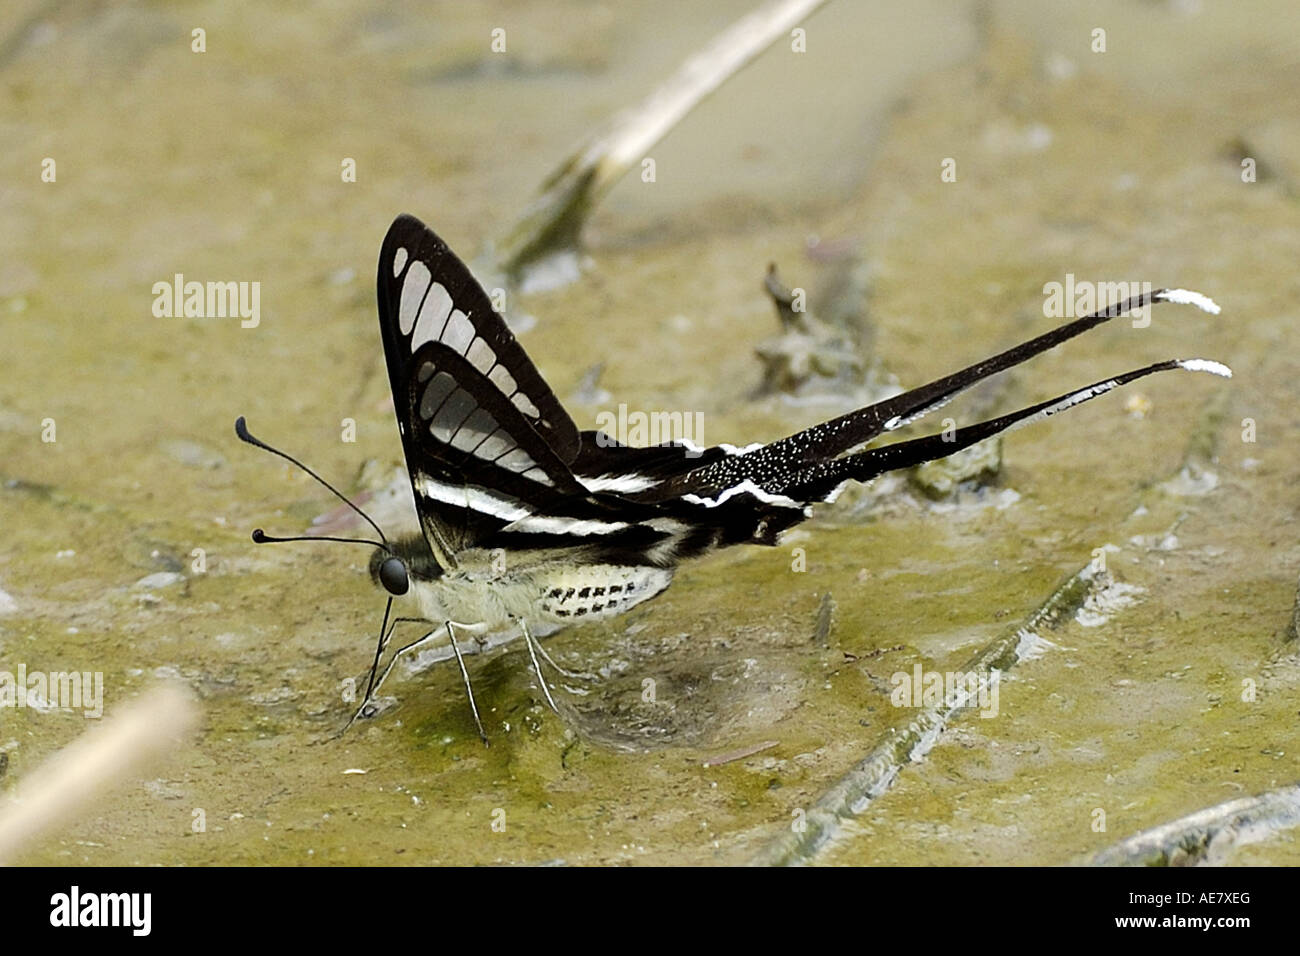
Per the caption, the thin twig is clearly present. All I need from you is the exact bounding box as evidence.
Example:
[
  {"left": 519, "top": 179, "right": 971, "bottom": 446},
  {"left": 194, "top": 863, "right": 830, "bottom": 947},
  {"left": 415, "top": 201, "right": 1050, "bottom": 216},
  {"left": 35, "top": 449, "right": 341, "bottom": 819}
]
[
  {"left": 1085, "top": 783, "right": 1300, "bottom": 866},
  {"left": 0, "top": 684, "right": 198, "bottom": 864},
  {"left": 749, "top": 564, "right": 1102, "bottom": 866},
  {"left": 702, "top": 740, "right": 779, "bottom": 768},
  {"left": 496, "top": 0, "right": 832, "bottom": 280}
]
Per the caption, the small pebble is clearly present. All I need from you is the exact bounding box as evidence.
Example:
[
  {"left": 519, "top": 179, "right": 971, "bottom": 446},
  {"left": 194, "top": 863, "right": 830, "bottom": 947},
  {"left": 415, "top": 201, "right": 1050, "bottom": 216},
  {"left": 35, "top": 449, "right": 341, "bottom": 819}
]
[
  {"left": 134, "top": 571, "right": 185, "bottom": 590},
  {"left": 159, "top": 439, "right": 226, "bottom": 469}
]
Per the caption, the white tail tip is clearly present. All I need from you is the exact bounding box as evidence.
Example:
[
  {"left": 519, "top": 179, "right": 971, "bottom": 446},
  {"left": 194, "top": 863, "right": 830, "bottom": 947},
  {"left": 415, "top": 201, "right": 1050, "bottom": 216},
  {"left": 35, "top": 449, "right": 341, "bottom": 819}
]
[
  {"left": 1177, "top": 358, "right": 1232, "bottom": 378},
  {"left": 1156, "top": 288, "right": 1221, "bottom": 314}
]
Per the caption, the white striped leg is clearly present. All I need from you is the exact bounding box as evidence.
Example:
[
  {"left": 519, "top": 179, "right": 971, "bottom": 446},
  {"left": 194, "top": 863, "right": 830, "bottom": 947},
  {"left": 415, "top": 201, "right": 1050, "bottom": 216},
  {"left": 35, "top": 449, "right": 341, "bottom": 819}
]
[
  {"left": 362, "top": 624, "right": 440, "bottom": 709},
  {"left": 520, "top": 620, "right": 560, "bottom": 713},
  {"left": 340, "top": 619, "right": 489, "bottom": 745},
  {"left": 339, "top": 614, "right": 429, "bottom": 737},
  {"left": 531, "top": 633, "right": 594, "bottom": 681},
  {"left": 445, "top": 621, "right": 489, "bottom": 745}
]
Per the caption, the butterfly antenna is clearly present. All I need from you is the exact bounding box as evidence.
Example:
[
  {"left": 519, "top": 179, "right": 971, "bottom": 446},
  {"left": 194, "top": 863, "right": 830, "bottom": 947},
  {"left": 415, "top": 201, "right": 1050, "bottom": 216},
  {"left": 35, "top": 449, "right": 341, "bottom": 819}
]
[
  {"left": 234, "top": 416, "right": 390, "bottom": 550},
  {"left": 250, "top": 529, "right": 384, "bottom": 549}
]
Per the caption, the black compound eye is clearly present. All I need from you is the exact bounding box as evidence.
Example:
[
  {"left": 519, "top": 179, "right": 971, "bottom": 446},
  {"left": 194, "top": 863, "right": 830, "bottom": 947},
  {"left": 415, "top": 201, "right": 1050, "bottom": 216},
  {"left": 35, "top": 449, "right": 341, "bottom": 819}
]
[{"left": 378, "top": 556, "right": 409, "bottom": 596}]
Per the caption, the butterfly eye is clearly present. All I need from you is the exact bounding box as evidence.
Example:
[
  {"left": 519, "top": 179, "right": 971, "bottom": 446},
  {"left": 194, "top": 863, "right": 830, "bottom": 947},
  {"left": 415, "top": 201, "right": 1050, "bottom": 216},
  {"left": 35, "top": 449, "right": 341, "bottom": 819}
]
[{"left": 378, "top": 556, "right": 409, "bottom": 596}]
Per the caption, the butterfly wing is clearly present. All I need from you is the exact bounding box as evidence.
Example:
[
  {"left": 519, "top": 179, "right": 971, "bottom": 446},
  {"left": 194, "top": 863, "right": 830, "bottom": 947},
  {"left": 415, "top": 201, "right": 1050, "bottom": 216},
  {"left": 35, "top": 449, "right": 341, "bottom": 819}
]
[{"left": 376, "top": 214, "right": 589, "bottom": 570}]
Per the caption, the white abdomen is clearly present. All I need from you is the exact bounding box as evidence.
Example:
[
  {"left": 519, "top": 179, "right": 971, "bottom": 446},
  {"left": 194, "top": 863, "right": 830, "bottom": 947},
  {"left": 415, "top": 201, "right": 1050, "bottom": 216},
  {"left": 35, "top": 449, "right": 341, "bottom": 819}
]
[
  {"left": 407, "top": 564, "right": 673, "bottom": 632},
  {"left": 533, "top": 565, "right": 673, "bottom": 624}
]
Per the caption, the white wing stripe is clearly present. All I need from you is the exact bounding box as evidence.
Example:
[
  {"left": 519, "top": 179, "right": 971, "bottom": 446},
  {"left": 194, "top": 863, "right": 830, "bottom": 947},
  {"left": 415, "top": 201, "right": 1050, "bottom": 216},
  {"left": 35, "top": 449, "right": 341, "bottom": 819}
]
[
  {"left": 507, "top": 515, "right": 631, "bottom": 535},
  {"left": 442, "top": 309, "right": 476, "bottom": 355},
  {"left": 466, "top": 338, "right": 496, "bottom": 374},
  {"left": 683, "top": 479, "right": 803, "bottom": 510},
  {"left": 411, "top": 281, "right": 454, "bottom": 348},
  {"left": 419, "top": 372, "right": 457, "bottom": 419},
  {"left": 398, "top": 261, "right": 432, "bottom": 335},
  {"left": 489, "top": 365, "right": 518, "bottom": 396},
  {"left": 578, "top": 473, "right": 660, "bottom": 493},
  {"left": 417, "top": 475, "right": 530, "bottom": 522},
  {"left": 474, "top": 430, "right": 514, "bottom": 461}
]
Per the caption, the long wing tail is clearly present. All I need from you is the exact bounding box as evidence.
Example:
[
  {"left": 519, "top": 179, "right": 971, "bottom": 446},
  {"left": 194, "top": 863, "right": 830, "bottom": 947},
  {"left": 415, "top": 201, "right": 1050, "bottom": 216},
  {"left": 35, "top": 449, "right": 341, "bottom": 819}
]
[
  {"left": 644, "top": 288, "right": 1222, "bottom": 504},
  {"left": 557, "top": 289, "right": 1228, "bottom": 561},
  {"left": 631, "top": 356, "right": 1231, "bottom": 559},
  {"left": 779, "top": 358, "right": 1231, "bottom": 504}
]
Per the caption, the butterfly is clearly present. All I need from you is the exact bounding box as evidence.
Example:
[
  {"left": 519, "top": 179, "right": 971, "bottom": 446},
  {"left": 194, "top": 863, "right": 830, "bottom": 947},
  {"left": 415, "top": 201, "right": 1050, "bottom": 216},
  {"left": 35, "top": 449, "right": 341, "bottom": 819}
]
[{"left": 238, "top": 213, "right": 1227, "bottom": 742}]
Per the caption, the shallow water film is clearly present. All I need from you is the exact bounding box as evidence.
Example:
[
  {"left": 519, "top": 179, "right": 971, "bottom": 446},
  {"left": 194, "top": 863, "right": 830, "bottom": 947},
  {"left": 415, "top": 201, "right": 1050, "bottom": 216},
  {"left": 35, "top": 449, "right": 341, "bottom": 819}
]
[{"left": 1, "top": 0, "right": 1298, "bottom": 867}]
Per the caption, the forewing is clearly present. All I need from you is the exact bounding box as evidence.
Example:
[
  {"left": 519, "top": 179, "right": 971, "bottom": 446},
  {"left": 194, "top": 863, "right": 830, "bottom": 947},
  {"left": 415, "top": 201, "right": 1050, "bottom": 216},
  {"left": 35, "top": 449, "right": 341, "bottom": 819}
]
[{"left": 376, "top": 214, "right": 586, "bottom": 567}]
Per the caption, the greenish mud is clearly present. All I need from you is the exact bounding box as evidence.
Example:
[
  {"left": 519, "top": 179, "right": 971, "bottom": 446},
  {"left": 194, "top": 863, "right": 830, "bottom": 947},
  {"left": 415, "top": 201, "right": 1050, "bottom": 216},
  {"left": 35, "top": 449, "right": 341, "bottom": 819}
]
[{"left": 1, "top": 1, "right": 1298, "bottom": 865}]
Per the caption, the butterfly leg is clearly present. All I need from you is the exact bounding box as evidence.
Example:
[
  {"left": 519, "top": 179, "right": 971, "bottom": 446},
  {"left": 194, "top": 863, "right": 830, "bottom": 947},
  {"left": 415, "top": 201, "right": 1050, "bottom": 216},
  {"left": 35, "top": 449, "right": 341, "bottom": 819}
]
[
  {"left": 357, "top": 596, "right": 398, "bottom": 707},
  {"left": 336, "top": 603, "right": 425, "bottom": 736},
  {"left": 373, "top": 615, "right": 432, "bottom": 683},
  {"left": 520, "top": 619, "right": 560, "bottom": 714},
  {"left": 361, "top": 624, "right": 441, "bottom": 708},
  {"left": 339, "top": 631, "right": 432, "bottom": 736},
  {"left": 445, "top": 621, "right": 490, "bottom": 746},
  {"left": 532, "top": 634, "right": 595, "bottom": 681}
]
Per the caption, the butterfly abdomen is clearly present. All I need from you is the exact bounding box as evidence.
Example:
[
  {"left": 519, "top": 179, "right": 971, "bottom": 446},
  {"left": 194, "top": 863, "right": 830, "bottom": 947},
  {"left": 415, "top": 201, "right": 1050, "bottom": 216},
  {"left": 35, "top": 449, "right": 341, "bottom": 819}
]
[{"left": 535, "top": 566, "right": 673, "bottom": 623}]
